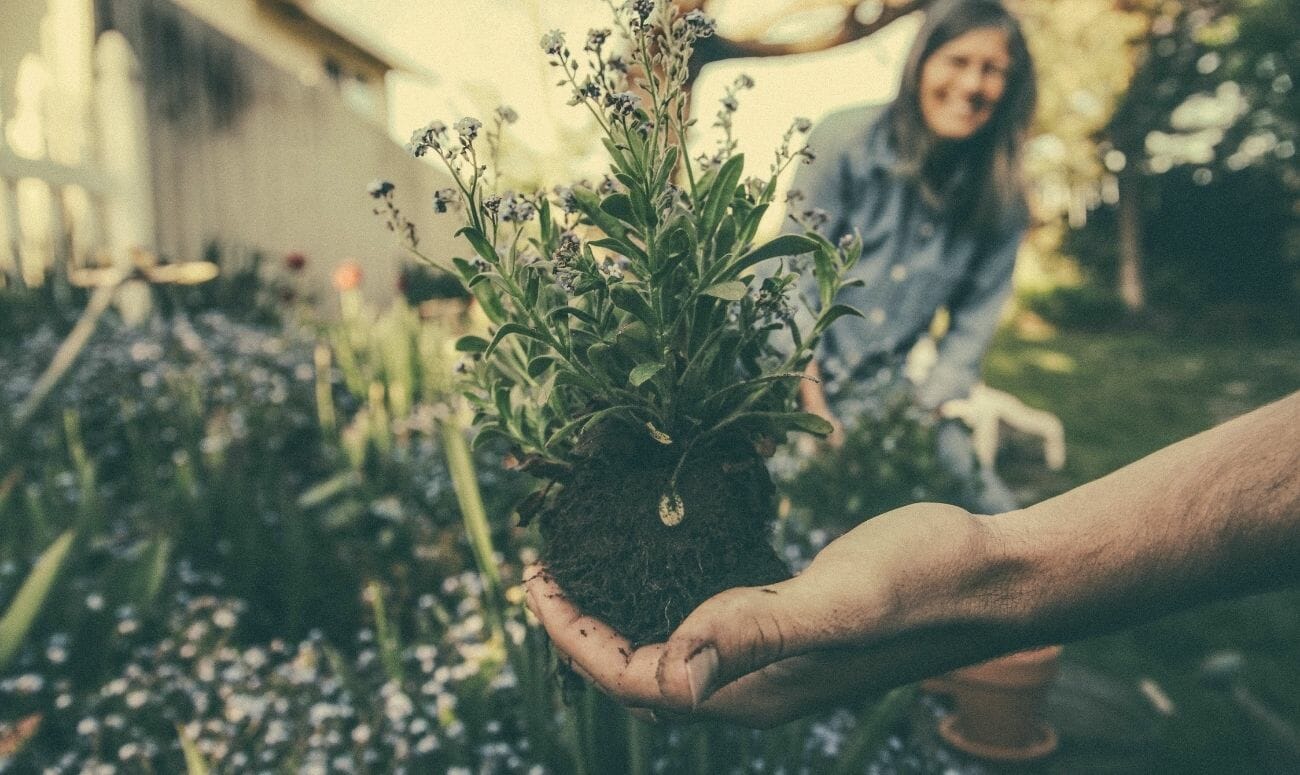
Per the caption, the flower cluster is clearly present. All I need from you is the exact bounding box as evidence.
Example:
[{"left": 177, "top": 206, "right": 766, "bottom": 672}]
[
  {"left": 701, "top": 74, "right": 758, "bottom": 171},
  {"left": 3, "top": 577, "right": 544, "bottom": 773},
  {"left": 432, "top": 188, "right": 459, "bottom": 214},
  {"left": 771, "top": 115, "right": 817, "bottom": 176},
  {"left": 497, "top": 192, "right": 538, "bottom": 224},
  {"left": 405, "top": 121, "right": 448, "bottom": 159},
  {"left": 371, "top": 178, "right": 420, "bottom": 248},
  {"left": 783, "top": 189, "right": 832, "bottom": 233}
]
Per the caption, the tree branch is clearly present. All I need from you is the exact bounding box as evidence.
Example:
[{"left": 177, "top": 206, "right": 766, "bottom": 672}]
[{"left": 688, "top": 0, "right": 935, "bottom": 79}]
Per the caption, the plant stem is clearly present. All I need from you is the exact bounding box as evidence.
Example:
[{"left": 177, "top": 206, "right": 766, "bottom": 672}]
[{"left": 626, "top": 714, "right": 648, "bottom": 775}]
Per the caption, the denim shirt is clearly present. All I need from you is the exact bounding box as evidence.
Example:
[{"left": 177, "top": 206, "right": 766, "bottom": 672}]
[{"left": 785, "top": 103, "right": 1025, "bottom": 410}]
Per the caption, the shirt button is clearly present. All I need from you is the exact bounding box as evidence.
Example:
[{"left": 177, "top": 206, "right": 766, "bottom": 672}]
[
  {"left": 917, "top": 222, "right": 935, "bottom": 240},
  {"left": 890, "top": 264, "right": 908, "bottom": 282}
]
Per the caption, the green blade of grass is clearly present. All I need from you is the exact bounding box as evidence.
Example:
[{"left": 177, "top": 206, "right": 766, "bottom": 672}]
[
  {"left": 0, "top": 530, "right": 76, "bottom": 673},
  {"left": 176, "top": 723, "right": 210, "bottom": 775}
]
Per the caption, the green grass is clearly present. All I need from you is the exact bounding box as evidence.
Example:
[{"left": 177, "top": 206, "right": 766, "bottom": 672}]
[{"left": 984, "top": 324, "right": 1300, "bottom": 773}]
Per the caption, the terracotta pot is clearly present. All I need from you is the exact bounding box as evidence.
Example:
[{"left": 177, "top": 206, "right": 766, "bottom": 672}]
[{"left": 922, "top": 645, "right": 1062, "bottom": 762}]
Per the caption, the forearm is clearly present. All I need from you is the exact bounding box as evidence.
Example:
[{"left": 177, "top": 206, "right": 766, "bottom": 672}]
[
  {"left": 835, "top": 392, "right": 1300, "bottom": 694},
  {"left": 913, "top": 391, "right": 1300, "bottom": 653}
]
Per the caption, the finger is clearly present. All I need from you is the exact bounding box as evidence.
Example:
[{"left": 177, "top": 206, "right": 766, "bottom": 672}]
[
  {"left": 688, "top": 649, "right": 875, "bottom": 728},
  {"left": 550, "top": 640, "right": 597, "bottom": 684},
  {"left": 525, "top": 569, "right": 667, "bottom": 706},
  {"left": 655, "top": 577, "right": 829, "bottom": 711}
]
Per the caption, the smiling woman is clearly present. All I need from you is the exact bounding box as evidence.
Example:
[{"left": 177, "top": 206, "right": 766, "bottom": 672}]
[
  {"left": 918, "top": 26, "right": 1010, "bottom": 140},
  {"left": 791, "top": 0, "right": 1038, "bottom": 517}
]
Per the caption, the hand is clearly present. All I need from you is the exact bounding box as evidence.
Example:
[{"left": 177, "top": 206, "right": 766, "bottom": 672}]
[
  {"left": 525, "top": 393, "right": 1300, "bottom": 727},
  {"left": 524, "top": 503, "right": 1010, "bottom": 727}
]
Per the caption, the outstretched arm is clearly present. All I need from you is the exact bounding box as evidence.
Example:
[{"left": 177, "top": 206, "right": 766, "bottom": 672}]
[{"left": 526, "top": 391, "right": 1300, "bottom": 726}]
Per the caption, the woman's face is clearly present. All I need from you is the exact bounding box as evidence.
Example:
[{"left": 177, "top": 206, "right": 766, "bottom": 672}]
[{"left": 918, "top": 27, "right": 1011, "bottom": 141}]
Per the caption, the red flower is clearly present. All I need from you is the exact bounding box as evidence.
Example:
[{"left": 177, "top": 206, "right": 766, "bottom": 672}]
[
  {"left": 284, "top": 252, "right": 307, "bottom": 272},
  {"left": 333, "top": 262, "right": 363, "bottom": 292}
]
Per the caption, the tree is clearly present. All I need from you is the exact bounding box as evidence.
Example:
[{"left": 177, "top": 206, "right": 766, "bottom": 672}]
[{"left": 1095, "top": 0, "right": 1299, "bottom": 316}]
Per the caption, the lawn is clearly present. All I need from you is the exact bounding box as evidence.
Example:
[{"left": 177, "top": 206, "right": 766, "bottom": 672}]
[{"left": 985, "top": 323, "right": 1300, "bottom": 773}]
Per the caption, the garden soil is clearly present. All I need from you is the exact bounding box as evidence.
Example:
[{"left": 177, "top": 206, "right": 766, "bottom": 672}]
[{"left": 537, "top": 424, "right": 790, "bottom": 646}]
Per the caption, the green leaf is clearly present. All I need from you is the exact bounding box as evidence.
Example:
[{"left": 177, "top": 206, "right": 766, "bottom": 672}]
[
  {"left": 524, "top": 272, "right": 540, "bottom": 308},
  {"left": 609, "top": 283, "right": 657, "bottom": 327},
  {"left": 493, "top": 385, "right": 514, "bottom": 426},
  {"left": 534, "top": 371, "right": 558, "bottom": 406},
  {"left": 701, "top": 280, "right": 748, "bottom": 301},
  {"left": 813, "top": 244, "right": 837, "bottom": 309},
  {"left": 484, "top": 323, "right": 549, "bottom": 359},
  {"left": 452, "top": 257, "right": 479, "bottom": 283},
  {"left": 574, "top": 188, "right": 632, "bottom": 240},
  {"left": 297, "top": 470, "right": 364, "bottom": 509},
  {"left": 0, "top": 531, "right": 75, "bottom": 673},
  {"left": 585, "top": 341, "right": 625, "bottom": 382},
  {"left": 527, "top": 355, "right": 556, "bottom": 378},
  {"left": 738, "top": 202, "right": 770, "bottom": 245},
  {"left": 702, "top": 154, "right": 745, "bottom": 235},
  {"left": 587, "top": 237, "right": 648, "bottom": 267},
  {"left": 812, "top": 303, "right": 865, "bottom": 339},
  {"left": 601, "top": 193, "right": 636, "bottom": 225},
  {"left": 746, "top": 233, "right": 819, "bottom": 263},
  {"left": 695, "top": 372, "right": 812, "bottom": 415},
  {"left": 135, "top": 537, "right": 171, "bottom": 608},
  {"left": 653, "top": 146, "right": 679, "bottom": 193},
  {"left": 554, "top": 367, "right": 601, "bottom": 392},
  {"left": 545, "top": 404, "right": 641, "bottom": 449},
  {"left": 614, "top": 321, "right": 656, "bottom": 360},
  {"left": 601, "top": 138, "right": 635, "bottom": 177},
  {"left": 573, "top": 189, "right": 649, "bottom": 264},
  {"left": 714, "top": 214, "right": 737, "bottom": 257},
  {"left": 548, "top": 305, "right": 600, "bottom": 327},
  {"left": 725, "top": 234, "right": 819, "bottom": 279},
  {"left": 539, "top": 198, "right": 555, "bottom": 246},
  {"left": 455, "top": 226, "right": 499, "bottom": 264},
  {"left": 470, "top": 424, "right": 514, "bottom": 452},
  {"left": 626, "top": 126, "right": 648, "bottom": 171},
  {"left": 628, "top": 362, "right": 665, "bottom": 386},
  {"left": 455, "top": 335, "right": 490, "bottom": 353},
  {"left": 718, "top": 410, "right": 834, "bottom": 437}
]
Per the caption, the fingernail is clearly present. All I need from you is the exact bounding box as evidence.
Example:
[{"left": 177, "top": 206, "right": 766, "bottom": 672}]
[{"left": 685, "top": 645, "right": 719, "bottom": 708}]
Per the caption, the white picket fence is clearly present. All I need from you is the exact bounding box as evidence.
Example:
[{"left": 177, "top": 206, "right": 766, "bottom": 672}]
[{"left": 0, "top": 0, "right": 127, "bottom": 288}]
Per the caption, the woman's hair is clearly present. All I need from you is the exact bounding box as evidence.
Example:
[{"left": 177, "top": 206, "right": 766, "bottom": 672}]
[{"left": 889, "top": 0, "right": 1037, "bottom": 235}]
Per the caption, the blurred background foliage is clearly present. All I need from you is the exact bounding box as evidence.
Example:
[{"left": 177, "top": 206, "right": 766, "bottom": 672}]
[{"left": 1022, "top": 0, "right": 1299, "bottom": 330}]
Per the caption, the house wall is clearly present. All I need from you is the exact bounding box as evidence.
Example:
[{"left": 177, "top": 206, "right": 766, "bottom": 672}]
[
  {"left": 165, "top": 0, "right": 389, "bottom": 124},
  {"left": 97, "top": 0, "right": 458, "bottom": 312}
]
